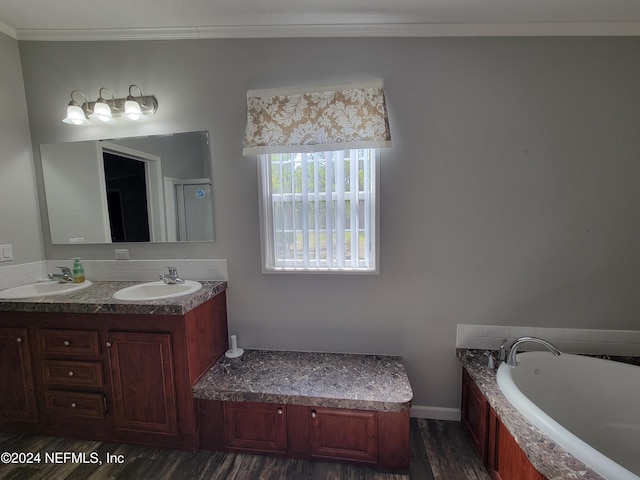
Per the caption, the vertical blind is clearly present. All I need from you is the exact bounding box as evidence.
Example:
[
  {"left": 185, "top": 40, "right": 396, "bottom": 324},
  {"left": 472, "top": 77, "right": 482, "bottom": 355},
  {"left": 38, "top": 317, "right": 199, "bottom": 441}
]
[
  {"left": 262, "top": 149, "right": 376, "bottom": 271},
  {"left": 243, "top": 80, "right": 391, "bottom": 155}
]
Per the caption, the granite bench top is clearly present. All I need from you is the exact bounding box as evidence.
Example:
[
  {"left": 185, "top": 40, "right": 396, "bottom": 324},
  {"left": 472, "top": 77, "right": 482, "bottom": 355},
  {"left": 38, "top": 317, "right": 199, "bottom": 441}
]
[
  {"left": 0, "top": 280, "right": 227, "bottom": 315},
  {"left": 458, "top": 349, "right": 604, "bottom": 480},
  {"left": 193, "top": 349, "right": 413, "bottom": 413}
]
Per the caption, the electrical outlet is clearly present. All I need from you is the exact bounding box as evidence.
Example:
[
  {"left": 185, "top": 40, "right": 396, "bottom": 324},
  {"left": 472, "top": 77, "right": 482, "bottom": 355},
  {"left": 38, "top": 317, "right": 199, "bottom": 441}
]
[
  {"left": 0, "top": 244, "right": 13, "bottom": 262},
  {"left": 115, "top": 249, "right": 129, "bottom": 260}
]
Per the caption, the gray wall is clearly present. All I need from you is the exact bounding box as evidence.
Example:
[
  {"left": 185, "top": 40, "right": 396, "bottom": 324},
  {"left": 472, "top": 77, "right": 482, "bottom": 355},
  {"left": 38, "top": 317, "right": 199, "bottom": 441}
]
[
  {"left": 17, "top": 37, "right": 640, "bottom": 410},
  {"left": 0, "top": 33, "right": 43, "bottom": 264}
]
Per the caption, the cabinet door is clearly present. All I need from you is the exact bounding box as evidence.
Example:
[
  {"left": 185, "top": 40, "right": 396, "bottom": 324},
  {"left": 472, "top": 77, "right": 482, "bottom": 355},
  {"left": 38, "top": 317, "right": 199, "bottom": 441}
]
[
  {"left": 107, "top": 332, "right": 177, "bottom": 434},
  {"left": 224, "top": 401, "right": 287, "bottom": 454},
  {"left": 0, "top": 328, "right": 37, "bottom": 422},
  {"left": 309, "top": 407, "right": 377, "bottom": 464},
  {"left": 488, "top": 408, "right": 546, "bottom": 480},
  {"left": 461, "top": 369, "right": 489, "bottom": 463}
]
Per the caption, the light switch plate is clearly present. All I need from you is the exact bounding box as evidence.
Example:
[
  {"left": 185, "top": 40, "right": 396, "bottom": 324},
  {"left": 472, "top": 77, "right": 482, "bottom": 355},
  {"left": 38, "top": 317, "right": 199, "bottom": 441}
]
[{"left": 0, "top": 244, "right": 13, "bottom": 261}]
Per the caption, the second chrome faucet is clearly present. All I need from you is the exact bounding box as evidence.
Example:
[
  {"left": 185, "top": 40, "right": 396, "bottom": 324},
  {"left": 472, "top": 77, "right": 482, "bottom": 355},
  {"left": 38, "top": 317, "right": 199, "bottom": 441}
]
[{"left": 159, "top": 266, "right": 184, "bottom": 284}]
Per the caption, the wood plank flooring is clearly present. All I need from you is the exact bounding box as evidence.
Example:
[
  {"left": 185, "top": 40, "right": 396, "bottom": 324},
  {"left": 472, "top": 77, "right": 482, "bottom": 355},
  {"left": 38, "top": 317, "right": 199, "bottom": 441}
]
[{"left": 0, "top": 419, "right": 490, "bottom": 480}]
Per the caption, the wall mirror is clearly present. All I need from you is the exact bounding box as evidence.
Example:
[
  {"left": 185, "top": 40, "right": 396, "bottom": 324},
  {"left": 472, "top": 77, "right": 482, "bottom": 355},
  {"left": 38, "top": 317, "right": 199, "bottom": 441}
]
[{"left": 40, "top": 131, "right": 215, "bottom": 244}]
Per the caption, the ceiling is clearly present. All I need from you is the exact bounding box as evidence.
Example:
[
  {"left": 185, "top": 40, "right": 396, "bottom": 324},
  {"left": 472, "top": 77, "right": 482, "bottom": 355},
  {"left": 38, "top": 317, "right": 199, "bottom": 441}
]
[{"left": 1, "top": 0, "right": 640, "bottom": 40}]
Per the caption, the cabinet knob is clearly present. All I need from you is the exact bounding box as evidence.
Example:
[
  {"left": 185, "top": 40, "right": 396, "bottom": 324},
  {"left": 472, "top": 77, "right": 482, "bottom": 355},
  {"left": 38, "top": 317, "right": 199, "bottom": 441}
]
[
  {"left": 277, "top": 408, "right": 283, "bottom": 415},
  {"left": 16, "top": 337, "right": 22, "bottom": 343},
  {"left": 70, "top": 403, "right": 77, "bottom": 408},
  {"left": 64, "top": 340, "right": 70, "bottom": 346},
  {"left": 68, "top": 371, "right": 74, "bottom": 377},
  {"left": 106, "top": 342, "right": 112, "bottom": 347},
  {"left": 311, "top": 411, "right": 317, "bottom": 418}
]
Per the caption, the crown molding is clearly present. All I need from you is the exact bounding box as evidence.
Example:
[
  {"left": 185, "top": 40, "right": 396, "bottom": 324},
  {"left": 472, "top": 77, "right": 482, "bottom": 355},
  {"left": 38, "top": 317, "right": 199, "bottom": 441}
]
[
  {"left": 13, "top": 21, "right": 640, "bottom": 41},
  {"left": 196, "top": 22, "right": 640, "bottom": 38},
  {"left": 15, "top": 26, "right": 199, "bottom": 41},
  {"left": 0, "top": 19, "right": 17, "bottom": 39}
]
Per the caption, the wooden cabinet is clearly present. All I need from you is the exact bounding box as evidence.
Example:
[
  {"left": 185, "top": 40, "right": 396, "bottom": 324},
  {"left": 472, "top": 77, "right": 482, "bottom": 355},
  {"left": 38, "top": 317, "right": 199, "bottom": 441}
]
[
  {"left": 0, "top": 327, "right": 38, "bottom": 425},
  {"left": 487, "top": 408, "right": 545, "bottom": 480},
  {"left": 309, "top": 407, "right": 377, "bottom": 464},
  {"left": 107, "top": 332, "right": 177, "bottom": 434},
  {"left": 461, "top": 369, "right": 489, "bottom": 463},
  {"left": 224, "top": 401, "right": 287, "bottom": 454},
  {"left": 199, "top": 399, "right": 409, "bottom": 470},
  {"left": 461, "top": 368, "right": 547, "bottom": 480},
  {"left": 0, "top": 290, "right": 228, "bottom": 450}
]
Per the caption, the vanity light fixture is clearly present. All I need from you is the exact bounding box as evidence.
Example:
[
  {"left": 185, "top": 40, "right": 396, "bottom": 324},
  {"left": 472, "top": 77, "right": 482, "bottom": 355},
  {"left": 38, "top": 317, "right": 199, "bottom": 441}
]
[{"left": 62, "top": 85, "right": 158, "bottom": 125}]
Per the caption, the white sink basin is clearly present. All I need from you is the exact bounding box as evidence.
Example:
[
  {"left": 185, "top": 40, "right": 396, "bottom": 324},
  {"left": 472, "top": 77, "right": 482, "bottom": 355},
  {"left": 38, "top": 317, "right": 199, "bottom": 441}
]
[
  {"left": 112, "top": 280, "right": 202, "bottom": 301},
  {"left": 0, "top": 280, "right": 93, "bottom": 299}
]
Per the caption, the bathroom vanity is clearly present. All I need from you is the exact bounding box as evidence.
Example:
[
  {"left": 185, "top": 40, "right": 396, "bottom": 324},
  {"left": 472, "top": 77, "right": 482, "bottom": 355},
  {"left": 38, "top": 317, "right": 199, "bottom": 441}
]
[
  {"left": 1, "top": 282, "right": 412, "bottom": 470},
  {"left": 0, "top": 281, "right": 228, "bottom": 450}
]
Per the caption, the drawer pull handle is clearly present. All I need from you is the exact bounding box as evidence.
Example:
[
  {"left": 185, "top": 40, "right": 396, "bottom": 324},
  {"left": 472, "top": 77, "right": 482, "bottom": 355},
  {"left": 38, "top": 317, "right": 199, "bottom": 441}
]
[
  {"left": 311, "top": 411, "right": 317, "bottom": 418},
  {"left": 70, "top": 403, "right": 77, "bottom": 408},
  {"left": 64, "top": 341, "right": 70, "bottom": 346},
  {"left": 68, "top": 371, "right": 74, "bottom": 377},
  {"left": 106, "top": 342, "right": 112, "bottom": 347},
  {"left": 16, "top": 337, "right": 22, "bottom": 343},
  {"left": 277, "top": 408, "right": 283, "bottom": 415}
]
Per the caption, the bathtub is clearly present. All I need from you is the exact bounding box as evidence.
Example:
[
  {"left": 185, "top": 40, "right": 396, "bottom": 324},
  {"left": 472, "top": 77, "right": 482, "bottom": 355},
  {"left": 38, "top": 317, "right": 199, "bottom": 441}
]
[{"left": 496, "top": 351, "right": 640, "bottom": 480}]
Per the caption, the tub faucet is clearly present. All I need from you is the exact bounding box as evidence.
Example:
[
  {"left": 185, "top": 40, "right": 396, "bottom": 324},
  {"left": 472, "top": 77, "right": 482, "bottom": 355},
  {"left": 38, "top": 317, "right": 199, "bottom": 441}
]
[
  {"left": 48, "top": 266, "right": 73, "bottom": 283},
  {"left": 506, "top": 336, "right": 561, "bottom": 366},
  {"left": 159, "top": 266, "right": 184, "bottom": 284}
]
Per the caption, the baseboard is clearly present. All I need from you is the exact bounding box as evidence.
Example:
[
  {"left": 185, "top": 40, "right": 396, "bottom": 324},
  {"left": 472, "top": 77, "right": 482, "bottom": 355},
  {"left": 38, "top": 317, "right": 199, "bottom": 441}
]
[{"left": 410, "top": 405, "right": 461, "bottom": 421}]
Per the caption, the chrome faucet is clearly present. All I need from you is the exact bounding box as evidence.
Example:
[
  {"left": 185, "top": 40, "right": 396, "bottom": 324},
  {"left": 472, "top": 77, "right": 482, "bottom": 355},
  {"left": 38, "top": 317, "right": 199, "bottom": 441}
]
[
  {"left": 48, "top": 266, "right": 73, "bottom": 283},
  {"left": 506, "top": 336, "right": 561, "bottom": 366},
  {"left": 159, "top": 266, "right": 184, "bottom": 284}
]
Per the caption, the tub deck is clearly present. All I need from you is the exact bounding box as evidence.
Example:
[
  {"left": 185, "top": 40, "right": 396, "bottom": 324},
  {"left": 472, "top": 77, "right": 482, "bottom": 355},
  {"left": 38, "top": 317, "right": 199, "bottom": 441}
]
[{"left": 458, "top": 349, "right": 605, "bottom": 480}]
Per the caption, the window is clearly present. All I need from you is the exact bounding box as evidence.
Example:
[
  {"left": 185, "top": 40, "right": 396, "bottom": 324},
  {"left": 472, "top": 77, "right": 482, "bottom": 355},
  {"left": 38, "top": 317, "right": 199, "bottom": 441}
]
[{"left": 258, "top": 149, "right": 379, "bottom": 273}]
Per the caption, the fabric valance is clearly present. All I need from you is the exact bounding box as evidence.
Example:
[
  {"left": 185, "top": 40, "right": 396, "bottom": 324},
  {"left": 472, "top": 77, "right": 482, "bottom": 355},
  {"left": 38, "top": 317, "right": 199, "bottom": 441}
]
[{"left": 242, "top": 80, "right": 391, "bottom": 155}]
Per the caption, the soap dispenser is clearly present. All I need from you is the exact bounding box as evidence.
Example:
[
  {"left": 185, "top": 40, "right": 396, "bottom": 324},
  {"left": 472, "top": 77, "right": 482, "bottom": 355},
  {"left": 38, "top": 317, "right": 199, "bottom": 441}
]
[{"left": 72, "top": 257, "right": 85, "bottom": 283}]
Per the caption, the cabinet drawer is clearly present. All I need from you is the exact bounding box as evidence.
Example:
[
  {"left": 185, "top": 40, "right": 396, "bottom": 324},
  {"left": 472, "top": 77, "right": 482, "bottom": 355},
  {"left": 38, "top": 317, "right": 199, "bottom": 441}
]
[
  {"left": 43, "top": 360, "right": 103, "bottom": 387},
  {"left": 45, "top": 391, "right": 105, "bottom": 419},
  {"left": 39, "top": 329, "right": 100, "bottom": 356}
]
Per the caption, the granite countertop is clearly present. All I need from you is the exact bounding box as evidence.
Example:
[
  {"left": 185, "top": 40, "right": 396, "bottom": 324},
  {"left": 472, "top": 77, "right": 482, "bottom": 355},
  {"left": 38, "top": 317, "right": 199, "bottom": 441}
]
[
  {"left": 458, "top": 349, "right": 604, "bottom": 480},
  {"left": 0, "top": 280, "right": 227, "bottom": 315},
  {"left": 193, "top": 349, "right": 414, "bottom": 413}
]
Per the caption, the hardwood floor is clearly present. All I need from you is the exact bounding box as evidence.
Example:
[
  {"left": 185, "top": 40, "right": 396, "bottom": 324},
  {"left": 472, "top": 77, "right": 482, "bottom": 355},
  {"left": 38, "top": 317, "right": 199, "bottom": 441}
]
[{"left": 0, "top": 419, "right": 490, "bottom": 480}]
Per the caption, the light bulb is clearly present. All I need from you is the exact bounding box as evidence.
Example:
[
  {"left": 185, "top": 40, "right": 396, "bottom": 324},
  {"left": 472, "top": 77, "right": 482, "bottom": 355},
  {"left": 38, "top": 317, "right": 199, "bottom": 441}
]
[
  {"left": 89, "top": 101, "right": 116, "bottom": 124},
  {"left": 62, "top": 104, "right": 90, "bottom": 125},
  {"left": 124, "top": 99, "right": 144, "bottom": 121}
]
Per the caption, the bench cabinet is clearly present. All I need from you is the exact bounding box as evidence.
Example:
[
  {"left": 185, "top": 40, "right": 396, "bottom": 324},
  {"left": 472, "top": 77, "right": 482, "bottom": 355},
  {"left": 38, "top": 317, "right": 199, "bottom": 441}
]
[{"left": 198, "top": 399, "right": 410, "bottom": 470}]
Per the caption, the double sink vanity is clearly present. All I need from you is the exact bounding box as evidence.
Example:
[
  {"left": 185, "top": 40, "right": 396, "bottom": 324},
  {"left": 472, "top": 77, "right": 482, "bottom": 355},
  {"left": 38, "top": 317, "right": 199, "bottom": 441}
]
[
  {"left": 0, "top": 276, "right": 229, "bottom": 450},
  {"left": 0, "top": 273, "right": 412, "bottom": 470}
]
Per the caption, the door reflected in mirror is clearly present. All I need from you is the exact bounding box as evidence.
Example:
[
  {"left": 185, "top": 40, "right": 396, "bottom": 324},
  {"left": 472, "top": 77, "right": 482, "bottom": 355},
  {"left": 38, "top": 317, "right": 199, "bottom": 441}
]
[{"left": 40, "top": 131, "right": 215, "bottom": 244}]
